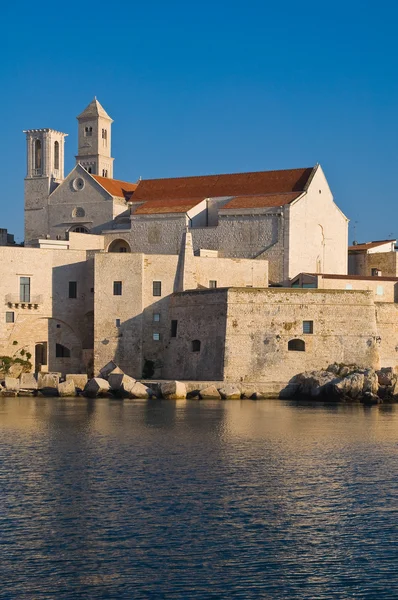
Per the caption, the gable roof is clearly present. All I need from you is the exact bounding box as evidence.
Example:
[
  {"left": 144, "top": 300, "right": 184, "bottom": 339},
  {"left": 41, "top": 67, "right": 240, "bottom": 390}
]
[
  {"left": 77, "top": 98, "right": 113, "bottom": 121},
  {"left": 348, "top": 239, "right": 396, "bottom": 252},
  {"left": 132, "top": 167, "right": 314, "bottom": 201},
  {"left": 134, "top": 198, "right": 205, "bottom": 215},
  {"left": 92, "top": 175, "right": 137, "bottom": 199},
  {"left": 220, "top": 192, "right": 303, "bottom": 210}
]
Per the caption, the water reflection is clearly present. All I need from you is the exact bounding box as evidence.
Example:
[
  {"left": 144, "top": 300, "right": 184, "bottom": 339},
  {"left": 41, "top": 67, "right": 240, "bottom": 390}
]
[{"left": 0, "top": 398, "right": 397, "bottom": 598}]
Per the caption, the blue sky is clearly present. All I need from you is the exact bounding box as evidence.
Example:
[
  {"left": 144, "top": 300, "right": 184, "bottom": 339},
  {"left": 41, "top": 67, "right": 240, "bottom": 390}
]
[{"left": 3, "top": 0, "right": 398, "bottom": 243}]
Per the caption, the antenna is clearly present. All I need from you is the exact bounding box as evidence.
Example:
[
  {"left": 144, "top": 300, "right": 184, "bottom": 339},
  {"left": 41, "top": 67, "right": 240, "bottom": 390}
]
[{"left": 352, "top": 220, "right": 358, "bottom": 245}]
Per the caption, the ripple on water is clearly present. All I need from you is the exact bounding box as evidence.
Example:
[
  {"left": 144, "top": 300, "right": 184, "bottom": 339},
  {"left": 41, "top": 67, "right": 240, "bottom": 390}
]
[{"left": 0, "top": 398, "right": 397, "bottom": 599}]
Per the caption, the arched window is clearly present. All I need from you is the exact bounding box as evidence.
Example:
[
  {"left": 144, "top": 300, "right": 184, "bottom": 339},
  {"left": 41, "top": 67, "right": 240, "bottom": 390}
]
[
  {"left": 288, "top": 339, "right": 305, "bottom": 352},
  {"left": 192, "top": 340, "right": 201, "bottom": 352},
  {"left": 34, "top": 139, "right": 42, "bottom": 170},
  {"left": 102, "top": 169, "right": 108, "bottom": 177},
  {"left": 84, "top": 126, "right": 92, "bottom": 137},
  {"left": 56, "top": 343, "right": 71, "bottom": 358},
  {"left": 107, "top": 239, "right": 131, "bottom": 253},
  {"left": 72, "top": 207, "right": 85, "bottom": 218},
  {"left": 54, "top": 141, "right": 59, "bottom": 170},
  {"left": 72, "top": 226, "right": 89, "bottom": 234}
]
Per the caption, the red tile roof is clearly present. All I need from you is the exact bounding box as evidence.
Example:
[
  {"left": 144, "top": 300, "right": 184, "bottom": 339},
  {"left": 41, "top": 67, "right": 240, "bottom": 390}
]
[
  {"left": 92, "top": 175, "right": 138, "bottom": 199},
  {"left": 348, "top": 239, "right": 396, "bottom": 252},
  {"left": 132, "top": 167, "right": 314, "bottom": 201},
  {"left": 221, "top": 192, "right": 303, "bottom": 210},
  {"left": 134, "top": 198, "right": 204, "bottom": 215}
]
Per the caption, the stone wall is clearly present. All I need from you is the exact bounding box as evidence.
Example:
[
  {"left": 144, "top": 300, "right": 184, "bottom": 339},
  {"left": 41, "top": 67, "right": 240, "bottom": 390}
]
[{"left": 375, "top": 303, "right": 398, "bottom": 368}]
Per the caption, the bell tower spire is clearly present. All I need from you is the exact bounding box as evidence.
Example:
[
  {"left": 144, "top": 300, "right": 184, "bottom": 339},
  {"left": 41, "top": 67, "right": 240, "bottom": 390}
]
[{"left": 75, "top": 98, "right": 114, "bottom": 178}]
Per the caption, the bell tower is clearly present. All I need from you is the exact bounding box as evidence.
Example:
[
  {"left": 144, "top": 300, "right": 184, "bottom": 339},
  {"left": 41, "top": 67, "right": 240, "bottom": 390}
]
[
  {"left": 24, "top": 128, "right": 67, "bottom": 243},
  {"left": 75, "top": 98, "right": 114, "bottom": 178}
]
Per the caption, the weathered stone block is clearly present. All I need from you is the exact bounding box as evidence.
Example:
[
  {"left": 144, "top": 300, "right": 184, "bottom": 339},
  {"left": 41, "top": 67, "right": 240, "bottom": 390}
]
[
  {"left": 219, "top": 384, "right": 241, "bottom": 399},
  {"left": 108, "top": 367, "right": 124, "bottom": 377},
  {"left": 38, "top": 373, "right": 60, "bottom": 389},
  {"left": 108, "top": 373, "right": 136, "bottom": 394},
  {"left": 84, "top": 377, "right": 111, "bottom": 398},
  {"left": 130, "top": 382, "right": 152, "bottom": 399},
  {"left": 8, "top": 363, "right": 25, "bottom": 378},
  {"left": 99, "top": 361, "right": 118, "bottom": 380},
  {"left": 66, "top": 374, "right": 88, "bottom": 390},
  {"left": 5, "top": 377, "right": 19, "bottom": 392},
  {"left": 376, "top": 367, "right": 395, "bottom": 387},
  {"left": 20, "top": 373, "right": 38, "bottom": 390},
  {"left": 160, "top": 381, "right": 187, "bottom": 400},
  {"left": 199, "top": 385, "right": 221, "bottom": 399},
  {"left": 58, "top": 380, "right": 76, "bottom": 397}
]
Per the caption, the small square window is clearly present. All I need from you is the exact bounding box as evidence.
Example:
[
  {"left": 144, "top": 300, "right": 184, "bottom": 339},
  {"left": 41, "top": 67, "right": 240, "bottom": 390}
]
[
  {"left": 113, "top": 281, "right": 122, "bottom": 296},
  {"left": 91, "top": 287, "right": 94, "bottom": 293},
  {"left": 303, "top": 320, "right": 313, "bottom": 334},
  {"left": 153, "top": 313, "right": 160, "bottom": 322},
  {"left": 376, "top": 285, "right": 384, "bottom": 296},
  {"left": 6, "top": 312, "right": 14, "bottom": 323},
  {"left": 153, "top": 332, "right": 160, "bottom": 341},
  {"left": 153, "top": 281, "right": 162, "bottom": 296},
  {"left": 209, "top": 280, "right": 217, "bottom": 289},
  {"left": 56, "top": 324, "right": 61, "bottom": 329},
  {"left": 69, "top": 281, "right": 77, "bottom": 299},
  {"left": 115, "top": 318, "right": 121, "bottom": 327}
]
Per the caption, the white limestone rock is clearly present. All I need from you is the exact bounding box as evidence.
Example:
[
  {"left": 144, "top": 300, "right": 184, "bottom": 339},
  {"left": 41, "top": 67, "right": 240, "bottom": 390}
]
[
  {"left": 199, "top": 385, "right": 221, "bottom": 399},
  {"left": 20, "top": 373, "right": 38, "bottom": 390},
  {"left": 8, "top": 363, "right": 25, "bottom": 378},
  {"left": 160, "top": 381, "right": 187, "bottom": 400},
  {"left": 333, "top": 373, "right": 365, "bottom": 399},
  {"left": 5, "top": 377, "right": 19, "bottom": 392},
  {"left": 58, "top": 380, "right": 76, "bottom": 397},
  {"left": 66, "top": 374, "right": 88, "bottom": 391},
  {"left": 218, "top": 384, "right": 241, "bottom": 399},
  {"left": 84, "top": 377, "right": 111, "bottom": 398},
  {"left": 38, "top": 373, "right": 60, "bottom": 389},
  {"left": 130, "top": 382, "right": 153, "bottom": 399}
]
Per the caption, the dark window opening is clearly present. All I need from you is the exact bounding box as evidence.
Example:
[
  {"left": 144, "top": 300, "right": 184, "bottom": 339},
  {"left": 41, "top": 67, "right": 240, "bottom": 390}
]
[
  {"left": 34, "top": 139, "right": 42, "bottom": 170},
  {"left": 56, "top": 343, "right": 71, "bottom": 358},
  {"left": 153, "top": 281, "right": 162, "bottom": 296},
  {"left": 113, "top": 281, "right": 122, "bottom": 296},
  {"left": 84, "top": 126, "right": 93, "bottom": 137},
  {"left": 115, "top": 318, "right": 121, "bottom": 327},
  {"left": 303, "top": 320, "right": 313, "bottom": 334},
  {"left": 209, "top": 280, "right": 217, "bottom": 289},
  {"left": 288, "top": 339, "right": 305, "bottom": 352},
  {"left": 192, "top": 339, "right": 201, "bottom": 352},
  {"left": 6, "top": 312, "right": 14, "bottom": 323},
  {"left": 171, "top": 320, "right": 178, "bottom": 337},
  {"left": 69, "top": 281, "right": 77, "bottom": 299},
  {"left": 20, "top": 277, "right": 31, "bottom": 302},
  {"left": 54, "top": 141, "right": 59, "bottom": 170}
]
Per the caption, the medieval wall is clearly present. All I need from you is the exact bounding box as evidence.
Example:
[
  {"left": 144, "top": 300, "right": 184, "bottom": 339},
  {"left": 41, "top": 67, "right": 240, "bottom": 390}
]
[{"left": 375, "top": 303, "right": 398, "bottom": 368}]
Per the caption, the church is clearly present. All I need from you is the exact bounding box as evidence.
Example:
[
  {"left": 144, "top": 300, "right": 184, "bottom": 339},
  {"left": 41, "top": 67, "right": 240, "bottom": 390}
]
[{"left": 24, "top": 98, "right": 348, "bottom": 285}]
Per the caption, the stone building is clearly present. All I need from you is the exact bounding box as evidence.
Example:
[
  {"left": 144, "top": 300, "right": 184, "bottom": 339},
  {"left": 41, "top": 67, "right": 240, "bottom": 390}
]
[
  {"left": 348, "top": 239, "right": 398, "bottom": 277},
  {"left": 24, "top": 98, "right": 349, "bottom": 285}
]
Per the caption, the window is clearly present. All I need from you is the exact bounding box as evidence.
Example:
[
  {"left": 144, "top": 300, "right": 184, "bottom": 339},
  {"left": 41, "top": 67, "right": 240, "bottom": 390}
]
[
  {"left": 102, "top": 129, "right": 107, "bottom": 139},
  {"left": 20, "top": 277, "right": 30, "bottom": 302},
  {"left": 72, "top": 207, "right": 85, "bottom": 218},
  {"left": 69, "top": 281, "right": 77, "bottom": 299},
  {"left": 371, "top": 268, "right": 380, "bottom": 276},
  {"left": 56, "top": 343, "right": 71, "bottom": 358},
  {"left": 115, "top": 318, "right": 121, "bottom": 327},
  {"left": 72, "top": 226, "right": 89, "bottom": 234},
  {"left": 209, "top": 280, "right": 217, "bottom": 289},
  {"left": 171, "top": 320, "right": 178, "bottom": 337},
  {"left": 345, "top": 284, "right": 353, "bottom": 290},
  {"left": 376, "top": 285, "right": 384, "bottom": 296},
  {"left": 153, "top": 332, "right": 160, "bottom": 341},
  {"left": 87, "top": 167, "right": 92, "bottom": 173},
  {"left": 102, "top": 169, "right": 108, "bottom": 177},
  {"left": 54, "top": 141, "right": 59, "bottom": 170},
  {"left": 153, "top": 281, "right": 162, "bottom": 296},
  {"left": 34, "top": 139, "right": 42, "bottom": 170},
  {"left": 303, "top": 320, "right": 313, "bottom": 334},
  {"left": 192, "top": 339, "right": 201, "bottom": 352},
  {"left": 84, "top": 126, "right": 92, "bottom": 137},
  {"left": 288, "top": 339, "right": 305, "bottom": 352},
  {"left": 153, "top": 313, "right": 160, "bottom": 322},
  {"left": 6, "top": 312, "right": 14, "bottom": 323},
  {"left": 113, "top": 281, "right": 122, "bottom": 296},
  {"left": 56, "top": 324, "right": 61, "bottom": 328}
]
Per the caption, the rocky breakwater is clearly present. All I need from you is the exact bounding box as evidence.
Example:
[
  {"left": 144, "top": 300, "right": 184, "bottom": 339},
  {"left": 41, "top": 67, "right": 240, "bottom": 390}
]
[{"left": 282, "top": 364, "right": 398, "bottom": 404}]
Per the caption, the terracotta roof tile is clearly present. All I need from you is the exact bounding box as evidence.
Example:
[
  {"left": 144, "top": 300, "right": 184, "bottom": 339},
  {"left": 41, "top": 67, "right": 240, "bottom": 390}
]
[
  {"left": 133, "top": 167, "right": 314, "bottom": 201},
  {"left": 348, "top": 239, "right": 396, "bottom": 252},
  {"left": 221, "top": 192, "right": 303, "bottom": 210},
  {"left": 134, "top": 198, "right": 204, "bottom": 215},
  {"left": 92, "top": 175, "right": 138, "bottom": 199}
]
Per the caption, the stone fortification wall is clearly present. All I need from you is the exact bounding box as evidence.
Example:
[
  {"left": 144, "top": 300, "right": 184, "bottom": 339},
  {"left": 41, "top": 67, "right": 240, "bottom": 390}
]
[{"left": 375, "top": 303, "right": 398, "bottom": 368}]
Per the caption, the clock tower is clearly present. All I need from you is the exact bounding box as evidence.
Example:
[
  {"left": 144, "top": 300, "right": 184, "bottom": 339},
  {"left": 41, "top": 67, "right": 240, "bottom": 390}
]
[{"left": 75, "top": 98, "right": 114, "bottom": 178}]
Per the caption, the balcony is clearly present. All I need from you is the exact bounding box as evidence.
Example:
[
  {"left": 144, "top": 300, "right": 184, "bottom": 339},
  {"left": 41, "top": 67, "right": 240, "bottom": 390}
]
[{"left": 5, "top": 294, "right": 43, "bottom": 308}]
